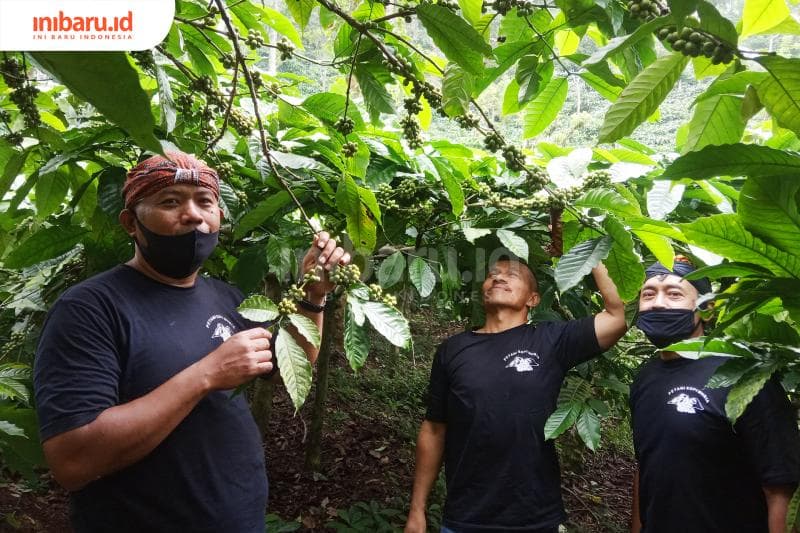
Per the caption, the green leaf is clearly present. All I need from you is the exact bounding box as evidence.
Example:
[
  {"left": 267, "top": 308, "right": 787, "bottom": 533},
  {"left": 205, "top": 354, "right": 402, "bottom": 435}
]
[
  {"left": 555, "top": 237, "right": 613, "bottom": 293},
  {"left": 285, "top": 0, "right": 316, "bottom": 29},
  {"left": 260, "top": 6, "right": 304, "bottom": 49},
  {"left": 409, "top": 257, "right": 436, "bottom": 298},
  {"left": 496, "top": 229, "right": 529, "bottom": 260},
  {"left": 354, "top": 65, "right": 394, "bottom": 124},
  {"left": 378, "top": 252, "right": 406, "bottom": 288},
  {"left": 462, "top": 227, "right": 492, "bottom": 243},
  {"left": 668, "top": 0, "right": 698, "bottom": 25},
  {"left": 576, "top": 407, "right": 601, "bottom": 451},
  {"left": 302, "top": 92, "right": 365, "bottom": 130},
  {"left": 288, "top": 313, "right": 321, "bottom": 349},
  {"left": 515, "top": 55, "right": 543, "bottom": 105},
  {"left": 545, "top": 376, "right": 592, "bottom": 440},
  {"left": 523, "top": 76, "right": 568, "bottom": 138},
  {"left": 0, "top": 148, "right": 31, "bottom": 199},
  {"left": 31, "top": 53, "right": 161, "bottom": 154},
  {"left": 337, "top": 175, "right": 377, "bottom": 252},
  {"left": 3, "top": 225, "right": 87, "bottom": 269},
  {"left": 417, "top": 3, "right": 492, "bottom": 75},
  {"left": 153, "top": 54, "right": 177, "bottom": 134},
  {"left": 344, "top": 303, "right": 370, "bottom": 371},
  {"left": 659, "top": 144, "right": 800, "bottom": 180},
  {"left": 694, "top": 72, "right": 768, "bottom": 104},
  {"left": 363, "top": 301, "right": 411, "bottom": 347},
  {"left": 582, "top": 16, "right": 670, "bottom": 67},
  {"left": 0, "top": 420, "right": 26, "bottom": 438},
  {"left": 739, "top": 176, "right": 800, "bottom": 255},
  {"left": 603, "top": 216, "right": 645, "bottom": 303},
  {"left": 543, "top": 404, "right": 581, "bottom": 440},
  {"left": 757, "top": 56, "right": 800, "bottom": 137},
  {"left": 458, "top": 0, "right": 483, "bottom": 25},
  {"left": 678, "top": 214, "right": 800, "bottom": 278},
  {"left": 683, "top": 262, "right": 774, "bottom": 280},
  {"left": 235, "top": 191, "right": 292, "bottom": 239},
  {"left": 683, "top": 95, "right": 744, "bottom": 153},
  {"left": 696, "top": 0, "right": 738, "bottom": 45},
  {"left": 276, "top": 327, "right": 313, "bottom": 412},
  {"left": 741, "top": 0, "right": 791, "bottom": 38},
  {"left": 579, "top": 69, "right": 624, "bottom": 102},
  {"left": 430, "top": 157, "right": 464, "bottom": 215},
  {"left": 598, "top": 54, "right": 689, "bottom": 143},
  {"left": 475, "top": 40, "right": 537, "bottom": 96},
  {"left": 0, "top": 406, "right": 45, "bottom": 479},
  {"left": 266, "top": 236, "right": 294, "bottom": 282},
  {"left": 574, "top": 188, "right": 641, "bottom": 217},
  {"left": 237, "top": 295, "right": 280, "bottom": 323},
  {"left": 442, "top": 64, "right": 474, "bottom": 117},
  {"left": 664, "top": 337, "right": 754, "bottom": 359},
  {"left": 646, "top": 181, "right": 685, "bottom": 220},
  {"left": 634, "top": 231, "right": 675, "bottom": 268},
  {"left": 35, "top": 170, "right": 69, "bottom": 219},
  {"left": 725, "top": 366, "right": 776, "bottom": 423}
]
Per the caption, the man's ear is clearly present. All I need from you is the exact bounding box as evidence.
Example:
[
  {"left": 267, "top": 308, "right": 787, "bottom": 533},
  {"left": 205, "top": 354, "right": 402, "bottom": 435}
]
[
  {"left": 526, "top": 291, "right": 541, "bottom": 309},
  {"left": 119, "top": 209, "right": 137, "bottom": 238}
]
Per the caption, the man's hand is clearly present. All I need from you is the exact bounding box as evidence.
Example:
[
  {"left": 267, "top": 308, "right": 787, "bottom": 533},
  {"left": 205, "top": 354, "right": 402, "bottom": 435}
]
[
  {"left": 301, "top": 231, "right": 351, "bottom": 301},
  {"left": 404, "top": 509, "right": 426, "bottom": 533},
  {"left": 198, "top": 328, "right": 273, "bottom": 390}
]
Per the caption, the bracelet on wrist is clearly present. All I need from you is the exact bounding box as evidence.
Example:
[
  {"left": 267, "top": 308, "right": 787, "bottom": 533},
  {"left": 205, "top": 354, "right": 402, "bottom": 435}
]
[{"left": 298, "top": 299, "right": 325, "bottom": 313}]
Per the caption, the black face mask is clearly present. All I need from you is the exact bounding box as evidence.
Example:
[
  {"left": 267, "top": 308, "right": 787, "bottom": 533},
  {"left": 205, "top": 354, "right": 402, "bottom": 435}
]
[
  {"left": 636, "top": 309, "right": 699, "bottom": 349},
  {"left": 134, "top": 220, "right": 219, "bottom": 279}
]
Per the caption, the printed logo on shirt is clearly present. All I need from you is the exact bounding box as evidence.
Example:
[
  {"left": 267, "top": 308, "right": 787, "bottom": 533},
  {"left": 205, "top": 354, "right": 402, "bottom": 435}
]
[
  {"left": 666, "top": 386, "right": 709, "bottom": 414},
  {"left": 206, "top": 315, "right": 236, "bottom": 342},
  {"left": 503, "top": 350, "right": 540, "bottom": 373}
]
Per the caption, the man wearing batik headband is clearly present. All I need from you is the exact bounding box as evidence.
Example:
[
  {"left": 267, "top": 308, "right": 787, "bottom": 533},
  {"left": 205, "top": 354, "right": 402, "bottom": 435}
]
[
  {"left": 629, "top": 256, "right": 800, "bottom": 533},
  {"left": 34, "top": 151, "right": 350, "bottom": 532}
]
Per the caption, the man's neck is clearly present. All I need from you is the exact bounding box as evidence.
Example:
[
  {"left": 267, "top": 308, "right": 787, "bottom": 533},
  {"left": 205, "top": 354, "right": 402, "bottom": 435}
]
[
  {"left": 126, "top": 255, "right": 198, "bottom": 288},
  {"left": 476, "top": 307, "right": 529, "bottom": 333}
]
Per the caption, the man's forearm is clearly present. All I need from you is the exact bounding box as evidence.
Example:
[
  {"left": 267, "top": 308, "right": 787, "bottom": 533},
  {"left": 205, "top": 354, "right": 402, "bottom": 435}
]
[
  {"left": 409, "top": 420, "right": 446, "bottom": 514},
  {"left": 631, "top": 468, "right": 642, "bottom": 533},
  {"left": 43, "top": 360, "right": 212, "bottom": 491},
  {"left": 591, "top": 263, "right": 628, "bottom": 349},
  {"left": 764, "top": 484, "right": 795, "bottom": 533}
]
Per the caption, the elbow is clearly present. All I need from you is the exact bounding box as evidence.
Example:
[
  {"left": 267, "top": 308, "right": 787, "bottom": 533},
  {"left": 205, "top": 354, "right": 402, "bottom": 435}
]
[
  {"left": 43, "top": 438, "right": 93, "bottom": 492},
  {"left": 47, "top": 460, "right": 91, "bottom": 492}
]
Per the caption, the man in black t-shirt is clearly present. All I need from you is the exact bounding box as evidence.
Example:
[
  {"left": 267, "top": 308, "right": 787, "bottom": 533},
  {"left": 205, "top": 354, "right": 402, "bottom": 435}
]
[
  {"left": 34, "top": 151, "right": 350, "bottom": 532},
  {"left": 404, "top": 256, "right": 627, "bottom": 532},
  {"left": 630, "top": 258, "right": 800, "bottom": 533}
]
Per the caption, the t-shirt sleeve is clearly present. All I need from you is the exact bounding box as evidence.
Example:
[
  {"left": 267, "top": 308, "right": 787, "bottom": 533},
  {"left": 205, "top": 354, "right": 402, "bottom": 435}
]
[
  {"left": 424, "top": 342, "right": 448, "bottom": 423},
  {"left": 553, "top": 316, "right": 603, "bottom": 370},
  {"left": 735, "top": 376, "right": 800, "bottom": 486},
  {"left": 34, "top": 297, "right": 122, "bottom": 442}
]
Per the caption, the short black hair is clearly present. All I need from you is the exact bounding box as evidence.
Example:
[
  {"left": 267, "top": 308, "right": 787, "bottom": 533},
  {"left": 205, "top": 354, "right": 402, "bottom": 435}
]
[{"left": 491, "top": 254, "right": 538, "bottom": 292}]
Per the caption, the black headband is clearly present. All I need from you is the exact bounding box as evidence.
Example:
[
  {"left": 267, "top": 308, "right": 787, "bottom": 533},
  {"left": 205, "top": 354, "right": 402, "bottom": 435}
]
[{"left": 645, "top": 261, "right": 711, "bottom": 296}]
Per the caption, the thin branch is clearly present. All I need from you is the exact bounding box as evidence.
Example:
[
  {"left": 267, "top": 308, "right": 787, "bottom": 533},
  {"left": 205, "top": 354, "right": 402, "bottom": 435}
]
[
  {"left": 214, "top": 0, "right": 317, "bottom": 232},
  {"left": 203, "top": 62, "right": 240, "bottom": 156}
]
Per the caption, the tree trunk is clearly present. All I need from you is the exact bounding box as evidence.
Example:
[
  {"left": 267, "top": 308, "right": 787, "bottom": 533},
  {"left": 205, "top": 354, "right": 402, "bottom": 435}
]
[
  {"left": 251, "top": 376, "right": 276, "bottom": 439},
  {"left": 304, "top": 300, "right": 338, "bottom": 472},
  {"left": 248, "top": 274, "right": 281, "bottom": 438}
]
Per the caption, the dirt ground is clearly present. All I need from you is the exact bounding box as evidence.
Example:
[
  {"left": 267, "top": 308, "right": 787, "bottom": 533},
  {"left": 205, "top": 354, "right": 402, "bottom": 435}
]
[{"left": 0, "top": 377, "right": 634, "bottom": 532}]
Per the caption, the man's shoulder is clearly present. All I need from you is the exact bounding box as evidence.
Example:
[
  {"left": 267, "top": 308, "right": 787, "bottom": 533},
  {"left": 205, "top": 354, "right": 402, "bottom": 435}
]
[{"left": 57, "top": 265, "right": 133, "bottom": 303}]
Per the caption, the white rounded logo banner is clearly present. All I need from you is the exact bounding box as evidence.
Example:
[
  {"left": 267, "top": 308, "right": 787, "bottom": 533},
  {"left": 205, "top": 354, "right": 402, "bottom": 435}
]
[{"left": 0, "top": 0, "right": 175, "bottom": 51}]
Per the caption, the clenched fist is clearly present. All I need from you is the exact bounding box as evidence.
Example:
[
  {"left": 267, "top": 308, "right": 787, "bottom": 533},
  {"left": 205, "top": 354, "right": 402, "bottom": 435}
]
[{"left": 199, "top": 327, "right": 273, "bottom": 390}]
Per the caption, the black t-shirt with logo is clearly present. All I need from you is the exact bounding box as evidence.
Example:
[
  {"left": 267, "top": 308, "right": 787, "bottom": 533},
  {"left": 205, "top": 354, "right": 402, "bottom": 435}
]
[
  {"left": 425, "top": 317, "right": 602, "bottom": 530},
  {"left": 630, "top": 355, "right": 800, "bottom": 533},
  {"left": 34, "top": 265, "right": 268, "bottom": 532}
]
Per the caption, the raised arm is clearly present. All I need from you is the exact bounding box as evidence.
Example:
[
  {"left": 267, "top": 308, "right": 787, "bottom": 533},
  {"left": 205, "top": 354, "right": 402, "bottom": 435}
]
[
  {"left": 41, "top": 327, "right": 273, "bottom": 491},
  {"left": 592, "top": 262, "right": 628, "bottom": 350},
  {"left": 292, "top": 231, "right": 351, "bottom": 364}
]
